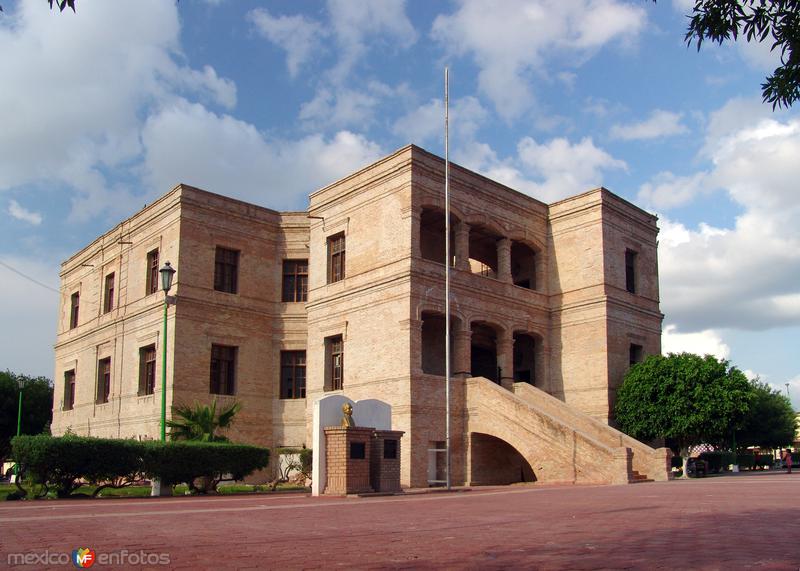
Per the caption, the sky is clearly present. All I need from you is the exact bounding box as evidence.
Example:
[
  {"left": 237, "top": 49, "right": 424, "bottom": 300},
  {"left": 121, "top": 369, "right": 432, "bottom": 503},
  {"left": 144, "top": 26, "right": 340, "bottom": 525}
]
[{"left": 0, "top": 0, "right": 798, "bottom": 408}]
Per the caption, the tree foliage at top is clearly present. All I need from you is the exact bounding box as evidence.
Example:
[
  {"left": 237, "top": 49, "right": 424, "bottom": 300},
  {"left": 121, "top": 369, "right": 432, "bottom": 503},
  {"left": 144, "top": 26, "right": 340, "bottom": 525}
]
[
  {"left": 615, "top": 353, "right": 753, "bottom": 452},
  {"left": 166, "top": 398, "right": 241, "bottom": 442},
  {"left": 735, "top": 379, "right": 797, "bottom": 449},
  {"left": 679, "top": 0, "right": 800, "bottom": 109},
  {"left": 0, "top": 371, "right": 53, "bottom": 461}
]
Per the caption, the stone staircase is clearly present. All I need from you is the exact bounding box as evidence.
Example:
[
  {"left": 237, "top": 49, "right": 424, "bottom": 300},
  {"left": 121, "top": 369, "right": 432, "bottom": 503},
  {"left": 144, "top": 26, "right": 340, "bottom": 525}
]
[{"left": 464, "top": 377, "right": 671, "bottom": 485}]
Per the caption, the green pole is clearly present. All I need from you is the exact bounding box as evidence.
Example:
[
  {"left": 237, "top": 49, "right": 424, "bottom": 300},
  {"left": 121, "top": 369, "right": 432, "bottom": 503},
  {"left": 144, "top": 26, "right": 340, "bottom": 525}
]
[
  {"left": 160, "top": 299, "right": 168, "bottom": 442},
  {"left": 14, "top": 387, "right": 22, "bottom": 477}
]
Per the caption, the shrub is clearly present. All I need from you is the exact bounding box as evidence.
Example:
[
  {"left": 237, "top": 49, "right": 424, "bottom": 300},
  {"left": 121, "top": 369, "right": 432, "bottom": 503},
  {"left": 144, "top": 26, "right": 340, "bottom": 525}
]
[
  {"left": 12, "top": 434, "right": 143, "bottom": 498},
  {"left": 698, "top": 451, "right": 736, "bottom": 473},
  {"left": 755, "top": 454, "right": 774, "bottom": 469},
  {"left": 143, "top": 441, "right": 269, "bottom": 493},
  {"left": 11, "top": 435, "right": 269, "bottom": 497},
  {"left": 737, "top": 453, "right": 755, "bottom": 470}
]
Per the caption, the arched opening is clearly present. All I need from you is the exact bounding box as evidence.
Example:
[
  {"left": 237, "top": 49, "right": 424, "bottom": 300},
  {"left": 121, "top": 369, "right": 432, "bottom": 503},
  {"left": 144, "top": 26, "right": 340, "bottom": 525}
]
[
  {"left": 470, "top": 432, "right": 536, "bottom": 485},
  {"left": 468, "top": 225, "right": 500, "bottom": 278},
  {"left": 421, "top": 311, "right": 460, "bottom": 376},
  {"left": 420, "top": 208, "right": 456, "bottom": 265},
  {"left": 510, "top": 241, "right": 537, "bottom": 290},
  {"left": 470, "top": 322, "right": 498, "bottom": 382},
  {"left": 513, "top": 333, "right": 536, "bottom": 384}
]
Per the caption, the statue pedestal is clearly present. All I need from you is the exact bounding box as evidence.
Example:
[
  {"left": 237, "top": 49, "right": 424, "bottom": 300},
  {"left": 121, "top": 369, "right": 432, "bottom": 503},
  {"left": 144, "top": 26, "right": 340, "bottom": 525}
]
[{"left": 323, "top": 427, "right": 374, "bottom": 495}]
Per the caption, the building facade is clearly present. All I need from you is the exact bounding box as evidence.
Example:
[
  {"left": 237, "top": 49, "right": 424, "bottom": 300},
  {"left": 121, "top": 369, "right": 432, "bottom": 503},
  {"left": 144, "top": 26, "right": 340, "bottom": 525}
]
[{"left": 51, "top": 145, "right": 667, "bottom": 487}]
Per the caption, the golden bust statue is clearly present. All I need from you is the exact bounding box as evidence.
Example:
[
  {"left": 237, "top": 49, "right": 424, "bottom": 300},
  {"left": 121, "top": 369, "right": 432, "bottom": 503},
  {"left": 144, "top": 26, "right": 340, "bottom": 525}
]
[{"left": 341, "top": 403, "right": 356, "bottom": 428}]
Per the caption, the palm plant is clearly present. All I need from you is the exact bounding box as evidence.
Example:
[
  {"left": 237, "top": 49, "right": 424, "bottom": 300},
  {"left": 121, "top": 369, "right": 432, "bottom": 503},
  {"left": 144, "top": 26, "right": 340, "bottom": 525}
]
[{"left": 166, "top": 398, "right": 241, "bottom": 442}]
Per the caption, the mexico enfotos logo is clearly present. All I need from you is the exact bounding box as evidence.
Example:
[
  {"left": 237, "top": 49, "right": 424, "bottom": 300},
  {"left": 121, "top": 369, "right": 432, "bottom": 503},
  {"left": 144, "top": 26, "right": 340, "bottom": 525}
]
[{"left": 6, "top": 547, "right": 170, "bottom": 567}]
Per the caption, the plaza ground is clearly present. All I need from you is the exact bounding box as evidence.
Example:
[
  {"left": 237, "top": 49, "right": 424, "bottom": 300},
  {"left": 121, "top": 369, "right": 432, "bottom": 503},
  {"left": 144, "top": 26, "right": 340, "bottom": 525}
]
[{"left": 0, "top": 471, "right": 798, "bottom": 570}]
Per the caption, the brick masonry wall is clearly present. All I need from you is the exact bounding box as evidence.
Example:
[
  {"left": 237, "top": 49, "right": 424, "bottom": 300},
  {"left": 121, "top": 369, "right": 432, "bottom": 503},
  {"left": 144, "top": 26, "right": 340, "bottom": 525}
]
[{"left": 324, "top": 427, "right": 374, "bottom": 495}]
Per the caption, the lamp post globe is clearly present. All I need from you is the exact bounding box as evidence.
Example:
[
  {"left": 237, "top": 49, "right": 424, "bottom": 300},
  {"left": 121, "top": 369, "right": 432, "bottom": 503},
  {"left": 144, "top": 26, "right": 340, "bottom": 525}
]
[{"left": 160, "top": 261, "right": 176, "bottom": 293}]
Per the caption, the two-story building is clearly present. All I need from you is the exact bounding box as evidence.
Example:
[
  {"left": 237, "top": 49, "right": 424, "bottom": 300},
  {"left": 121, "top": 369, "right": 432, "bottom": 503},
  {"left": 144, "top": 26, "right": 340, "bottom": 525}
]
[{"left": 51, "top": 145, "right": 669, "bottom": 487}]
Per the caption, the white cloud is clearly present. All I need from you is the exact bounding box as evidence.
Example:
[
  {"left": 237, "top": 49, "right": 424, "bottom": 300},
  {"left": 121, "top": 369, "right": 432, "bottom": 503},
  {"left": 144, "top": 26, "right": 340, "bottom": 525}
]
[
  {"left": 0, "top": 1, "right": 236, "bottom": 221},
  {"left": 392, "top": 96, "right": 489, "bottom": 145},
  {"left": 0, "top": 256, "right": 60, "bottom": 379},
  {"left": 326, "top": 0, "right": 417, "bottom": 83},
  {"left": 456, "top": 135, "right": 627, "bottom": 204},
  {"left": 637, "top": 171, "right": 710, "bottom": 210},
  {"left": 248, "top": 8, "right": 324, "bottom": 78},
  {"left": 431, "top": 0, "right": 646, "bottom": 119},
  {"left": 662, "top": 324, "right": 731, "bottom": 359},
  {"left": 610, "top": 110, "right": 689, "bottom": 141},
  {"left": 140, "top": 101, "right": 384, "bottom": 210},
  {"left": 299, "top": 87, "right": 380, "bottom": 130},
  {"left": 8, "top": 200, "right": 42, "bottom": 225}
]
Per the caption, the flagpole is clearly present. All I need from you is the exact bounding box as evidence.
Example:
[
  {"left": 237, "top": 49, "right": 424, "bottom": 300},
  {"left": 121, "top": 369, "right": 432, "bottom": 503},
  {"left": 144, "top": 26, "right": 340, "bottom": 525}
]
[{"left": 444, "top": 66, "right": 451, "bottom": 491}]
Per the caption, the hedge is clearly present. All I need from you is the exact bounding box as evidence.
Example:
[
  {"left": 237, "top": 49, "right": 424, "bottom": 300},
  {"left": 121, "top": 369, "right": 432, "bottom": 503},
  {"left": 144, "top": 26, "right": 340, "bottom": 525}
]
[
  {"left": 11, "top": 435, "right": 269, "bottom": 498},
  {"left": 142, "top": 440, "right": 270, "bottom": 492}
]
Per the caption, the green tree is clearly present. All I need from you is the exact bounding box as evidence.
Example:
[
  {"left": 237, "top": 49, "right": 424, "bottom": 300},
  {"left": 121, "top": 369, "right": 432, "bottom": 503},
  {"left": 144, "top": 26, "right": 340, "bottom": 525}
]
[
  {"left": 735, "top": 379, "right": 797, "bottom": 449},
  {"left": 0, "top": 371, "right": 53, "bottom": 463},
  {"left": 666, "top": 0, "right": 800, "bottom": 109},
  {"left": 166, "top": 398, "right": 241, "bottom": 442},
  {"left": 615, "top": 353, "right": 753, "bottom": 477}
]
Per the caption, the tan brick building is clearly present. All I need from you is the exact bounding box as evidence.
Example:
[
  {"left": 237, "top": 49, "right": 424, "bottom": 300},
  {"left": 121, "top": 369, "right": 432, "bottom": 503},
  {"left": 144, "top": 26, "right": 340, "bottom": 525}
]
[{"left": 51, "top": 145, "right": 668, "bottom": 487}]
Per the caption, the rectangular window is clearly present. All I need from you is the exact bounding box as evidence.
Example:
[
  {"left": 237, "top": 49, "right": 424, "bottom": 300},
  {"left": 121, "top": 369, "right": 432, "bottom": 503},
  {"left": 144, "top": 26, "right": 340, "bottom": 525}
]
[
  {"left": 97, "top": 357, "right": 111, "bottom": 404},
  {"left": 69, "top": 292, "right": 80, "bottom": 329},
  {"left": 280, "top": 350, "right": 306, "bottom": 399},
  {"left": 138, "top": 345, "right": 157, "bottom": 396},
  {"left": 282, "top": 260, "right": 308, "bottom": 302},
  {"left": 63, "top": 369, "right": 76, "bottom": 411},
  {"left": 210, "top": 344, "right": 237, "bottom": 395},
  {"left": 327, "top": 233, "right": 346, "bottom": 283},
  {"left": 625, "top": 250, "right": 637, "bottom": 294},
  {"left": 214, "top": 247, "right": 239, "bottom": 294},
  {"left": 103, "top": 273, "right": 115, "bottom": 313},
  {"left": 146, "top": 249, "right": 159, "bottom": 295},
  {"left": 326, "top": 335, "right": 344, "bottom": 391},
  {"left": 629, "top": 344, "right": 643, "bottom": 366}
]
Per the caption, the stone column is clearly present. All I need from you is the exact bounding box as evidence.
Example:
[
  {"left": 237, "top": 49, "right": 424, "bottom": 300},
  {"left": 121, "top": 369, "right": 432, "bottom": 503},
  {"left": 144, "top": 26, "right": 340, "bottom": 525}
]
[
  {"left": 497, "top": 238, "right": 512, "bottom": 283},
  {"left": 455, "top": 222, "right": 470, "bottom": 270},
  {"left": 453, "top": 328, "right": 472, "bottom": 377},
  {"left": 497, "top": 331, "right": 514, "bottom": 389}
]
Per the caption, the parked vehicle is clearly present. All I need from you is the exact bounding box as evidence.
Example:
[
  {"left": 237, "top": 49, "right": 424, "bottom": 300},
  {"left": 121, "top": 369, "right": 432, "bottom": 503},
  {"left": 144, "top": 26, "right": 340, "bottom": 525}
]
[{"left": 687, "top": 458, "right": 708, "bottom": 478}]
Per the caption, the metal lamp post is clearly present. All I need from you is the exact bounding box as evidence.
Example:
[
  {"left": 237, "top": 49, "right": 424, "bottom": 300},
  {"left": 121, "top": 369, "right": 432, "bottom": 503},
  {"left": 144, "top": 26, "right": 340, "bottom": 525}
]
[
  {"left": 14, "top": 379, "right": 25, "bottom": 481},
  {"left": 159, "top": 261, "right": 176, "bottom": 442}
]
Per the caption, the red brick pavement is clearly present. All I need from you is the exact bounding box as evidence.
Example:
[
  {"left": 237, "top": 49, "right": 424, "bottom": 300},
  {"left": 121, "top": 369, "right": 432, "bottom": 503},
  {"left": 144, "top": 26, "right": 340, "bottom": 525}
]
[{"left": 0, "top": 472, "right": 798, "bottom": 570}]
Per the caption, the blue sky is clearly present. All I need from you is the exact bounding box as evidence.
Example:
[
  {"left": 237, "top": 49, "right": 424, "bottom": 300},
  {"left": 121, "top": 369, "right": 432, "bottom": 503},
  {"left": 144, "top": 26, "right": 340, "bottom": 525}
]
[{"left": 1, "top": 0, "right": 798, "bottom": 407}]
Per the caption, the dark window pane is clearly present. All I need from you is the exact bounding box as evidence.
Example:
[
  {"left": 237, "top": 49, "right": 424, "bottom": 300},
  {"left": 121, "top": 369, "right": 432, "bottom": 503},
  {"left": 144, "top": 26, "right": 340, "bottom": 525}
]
[
  {"left": 147, "top": 249, "right": 159, "bottom": 295},
  {"left": 350, "top": 442, "right": 366, "bottom": 459},
  {"left": 139, "top": 345, "right": 156, "bottom": 395},
  {"left": 70, "top": 292, "right": 80, "bottom": 329},
  {"left": 97, "top": 358, "right": 111, "bottom": 404},
  {"left": 214, "top": 247, "right": 239, "bottom": 294},
  {"left": 327, "top": 335, "right": 344, "bottom": 391},
  {"left": 103, "top": 273, "right": 115, "bottom": 313},
  {"left": 327, "top": 234, "right": 346, "bottom": 283},
  {"left": 64, "top": 370, "right": 76, "bottom": 411},
  {"left": 384, "top": 439, "right": 398, "bottom": 459},
  {"left": 625, "top": 250, "right": 637, "bottom": 294},
  {"left": 210, "top": 344, "right": 237, "bottom": 395},
  {"left": 282, "top": 260, "right": 309, "bottom": 302},
  {"left": 280, "top": 350, "right": 307, "bottom": 399}
]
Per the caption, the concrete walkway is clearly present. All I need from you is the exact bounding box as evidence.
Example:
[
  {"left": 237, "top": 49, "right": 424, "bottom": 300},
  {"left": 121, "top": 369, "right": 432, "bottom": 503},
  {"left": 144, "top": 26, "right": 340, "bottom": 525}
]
[{"left": 0, "top": 472, "right": 797, "bottom": 570}]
